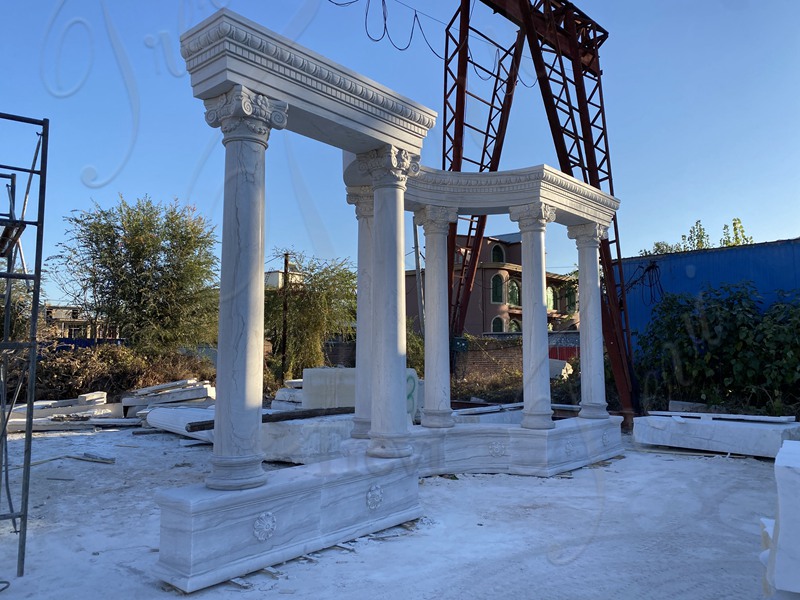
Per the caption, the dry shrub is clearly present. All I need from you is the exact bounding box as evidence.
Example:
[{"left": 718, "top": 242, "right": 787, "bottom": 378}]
[
  {"left": 451, "top": 369, "right": 523, "bottom": 404},
  {"left": 35, "top": 344, "right": 215, "bottom": 401}
]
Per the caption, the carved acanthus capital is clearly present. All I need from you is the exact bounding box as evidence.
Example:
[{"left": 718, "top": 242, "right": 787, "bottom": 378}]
[
  {"left": 414, "top": 205, "right": 458, "bottom": 236},
  {"left": 204, "top": 84, "right": 288, "bottom": 145},
  {"left": 509, "top": 203, "right": 556, "bottom": 233},
  {"left": 346, "top": 185, "right": 374, "bottom": 220},
  {"left": 567, "top": 222, "right": 608, "bottom": 248},
  {"left": 357, "top": 145, "right": 420, "bottom": 188}
]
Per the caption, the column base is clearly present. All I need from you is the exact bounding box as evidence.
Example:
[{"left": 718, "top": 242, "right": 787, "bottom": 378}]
[
  {"left": 521, "top": 411, "right": 555, "bottom": 430},
  {"left": 421, "top": 409, "right": 455, "bottom": 429},
  {"left": 350, "top": 417, "right": 371, "bottom": 439},
  {"left": 367, "top": 433, "right": 413, "bottom": 458},
  {"left": 205, "top": 453, "right": 268, "bottom": 490},
  {"left": 578, "top": 404, "right": 610, "bottom": 419}
]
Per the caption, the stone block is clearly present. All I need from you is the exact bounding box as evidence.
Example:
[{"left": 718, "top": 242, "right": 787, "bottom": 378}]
[
  {"left": 301, "top": 368, "right": 420, "bottom": 418},
  {"left": 634, "top": 414, "right": 800, "bottom": 458},
  {"left": 768, "top": 441, "right": 800, "bottom": 593},
  {"left": 155, "top": 454, "right": 421, "bottom": 593}
]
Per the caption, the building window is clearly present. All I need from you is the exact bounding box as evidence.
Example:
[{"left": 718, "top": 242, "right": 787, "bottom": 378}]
[
  {"left": 508, "top": 279, "right": 520, "bottom": 307},
  {"left": 491, "top": 244, "right": 505, "bottom": 263},
  {"left": 491, "top": 274, "right": 504, "bottom": 304},
  {"left": 509, "top": 319, "right": 521, "bottom": 332},
  {"left": 566, "top": 288, "right": 577, "bottom": 313},
  {"left": 546, "top": 286, "right": 555, "bottom": 311},
  {"left": 491, "top": 316, "right": 504, "bottom": 333}
]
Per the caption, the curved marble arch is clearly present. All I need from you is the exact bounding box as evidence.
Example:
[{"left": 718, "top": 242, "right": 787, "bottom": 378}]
[
  {"left": 344, "top": 156, "right": 619, "bottom": 430},
  {"left": 345, "top": 159, "right": 619, "bottom": 226}
]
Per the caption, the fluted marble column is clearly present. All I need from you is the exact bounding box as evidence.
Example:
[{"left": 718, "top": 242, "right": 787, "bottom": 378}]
[
  {"left": 415, "top": 205, "right": 458, "bottom": 428},
  {"left": 357, "top": 145, "right": 418, "bottom": 458},
  {"left": 347, "top": 186, "right": 374, "bottom": 439},
  {"left": 203, "top": 85, "right": 288, "bottom": 490},
  {"left": 510, "top": 203, "right": 556, "bottom": 430},
  {"left": 567, "top": 222, "right": 609, "bottom": 419}
]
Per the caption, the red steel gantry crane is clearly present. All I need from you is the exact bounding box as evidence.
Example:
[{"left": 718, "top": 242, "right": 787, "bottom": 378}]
[{"left": 443, "top": 0, "right": 640, "bottom": 425}]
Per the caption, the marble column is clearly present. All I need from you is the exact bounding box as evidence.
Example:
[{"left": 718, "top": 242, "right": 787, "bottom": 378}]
[
  {"left": 510, "top": 203, "right": 556, "bottom": 430},
  {"left": 567, "top": 222, "right": 609, "bottom": 419},
  {"left": 415, "top": 205, "right": 458, "bottom": 428},
  {"left": 203, "top": 85, "right": 288, "bottom": 490},
  {"left": 357, "top": 145, "right": 418, "bottom": 458},
  {"left": 347, "top": 186, "right": 374, "bottom": 439}
]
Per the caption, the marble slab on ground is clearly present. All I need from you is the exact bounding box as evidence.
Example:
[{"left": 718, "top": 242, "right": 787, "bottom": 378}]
[
  {"left": 766, "top": 441, "right": 800, "bottom": 594},
  {"left": 634, "top": 414, "right": 800, "bottom": 458}
]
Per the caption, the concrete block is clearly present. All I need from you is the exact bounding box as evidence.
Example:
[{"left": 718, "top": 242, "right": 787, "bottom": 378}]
[{"left": 634, "top": 414, "right": 800, "bottom": 458}]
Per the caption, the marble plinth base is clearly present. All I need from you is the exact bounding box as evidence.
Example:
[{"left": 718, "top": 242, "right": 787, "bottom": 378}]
[
  {"left": 342, "top": 416, "right": 624, "bottom": 478},
  {"left": 155, "top": 453, "right": 421, "bottom": 593},
  {"left": 634, "top": 414, "right": 800, "bottom": 458},
  {"left": 147, "top": 407, "right": 354, "bottom": 464}
]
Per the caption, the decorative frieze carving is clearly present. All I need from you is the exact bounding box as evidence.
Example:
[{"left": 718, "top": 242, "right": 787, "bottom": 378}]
[
  {"left": 204, "top": 84, "right": 288, "bottom": 143},
  {"left": 409, "top": 165, "right": 618, "bottom": 212},
  {"left": 357, "top": 145, "right": 420, "bottom": 188},
  {"left": 181, "top": 16, "right": 435, "bottom": 139}
]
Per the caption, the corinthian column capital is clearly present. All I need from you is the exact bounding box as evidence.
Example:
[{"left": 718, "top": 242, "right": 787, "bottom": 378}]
[
  {"left": 204, "top": 84, "right": 288, "bottom": 145},
  {"left": 414, "top": 205, "right": 458, "bottom": 236},
  {"left": 357, "top": 145, "right": 420, "bottom": 188},
  {"left": 346, "top": 185, "right": 374, "bottom": 220},
  {"left": 567, "top": 222, "right": 608, "bottom": 248},
  {"left": 509, "top": 203, "right": 556, "bottom": 233}
]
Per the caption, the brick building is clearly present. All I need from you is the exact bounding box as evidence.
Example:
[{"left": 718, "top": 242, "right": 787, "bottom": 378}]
[{"left": 406, "top": 233, "right": 578, "bottom": 336}]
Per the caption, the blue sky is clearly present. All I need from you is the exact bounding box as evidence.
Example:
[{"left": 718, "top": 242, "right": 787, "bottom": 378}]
[{"left": 2, "top": 0, "right": 798, "bottom": 302}]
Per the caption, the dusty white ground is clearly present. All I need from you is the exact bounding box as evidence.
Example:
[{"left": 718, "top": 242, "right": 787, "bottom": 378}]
[{"left": 0, "top": 428, "right": 776, "bottom": 599}]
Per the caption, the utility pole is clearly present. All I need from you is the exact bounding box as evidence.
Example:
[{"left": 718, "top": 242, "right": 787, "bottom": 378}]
[{"left": 280, "top": 251, "right": 290, "bottom": 384}]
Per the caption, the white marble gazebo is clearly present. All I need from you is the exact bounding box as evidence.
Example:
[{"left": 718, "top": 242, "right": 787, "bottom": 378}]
[{"left": 155, "top": 9, "right": 623, "bottom": 592}]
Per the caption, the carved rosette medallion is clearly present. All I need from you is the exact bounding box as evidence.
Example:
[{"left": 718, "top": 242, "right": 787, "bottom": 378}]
[
  {"left": 565, "top": 439, "right": 575, "bottom": 457},
  {"left": 366, "top": 484, "right": 384, "bottom": 511},
  {"left": 488, "top": 441, "right": 507, "bottom": 458},
  {"left": 253, "top": 511, "right": 277, "bottom": 542},
  {"left": 204, "top": 84, "right": 288, "bottom": 145}
]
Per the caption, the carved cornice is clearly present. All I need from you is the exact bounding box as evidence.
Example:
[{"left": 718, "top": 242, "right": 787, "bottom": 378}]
[
  {"left": 415, "top": 205, "right": 458, "bottom": 235},
  {"left": 357, "top": 146, "right": 420, "bottom": 188},
  {"left": 181, "top": 12, "right": 436, "bottom": 141},
  {"left": 509, "top": 203, "right": 556, "bottom": 233},
  {"left": 346, "top": 185, "right": 374, "bottom": 220},
  {"left": 567, "top": 222, "right": 608, "bottom": 247},
  {"left": 409, "top": 165, "right": 617, "bottom": 212}
]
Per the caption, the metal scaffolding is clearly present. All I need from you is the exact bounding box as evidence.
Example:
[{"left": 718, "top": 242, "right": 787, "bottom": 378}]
[
  {"left": 443, "top": 0, "right": 640, "bottom": 426},
  {"left": 0, "top": 111, "right": 48, "bottom": 577}
]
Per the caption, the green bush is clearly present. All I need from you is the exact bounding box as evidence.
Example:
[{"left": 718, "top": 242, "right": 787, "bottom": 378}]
[{"left": 635, "top": 283, "right": 800, "bottom": 416}]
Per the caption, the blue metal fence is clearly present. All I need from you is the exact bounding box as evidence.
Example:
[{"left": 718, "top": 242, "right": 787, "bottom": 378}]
[{"left": 621, "top": 238, "right": 800, "bottom": 348}]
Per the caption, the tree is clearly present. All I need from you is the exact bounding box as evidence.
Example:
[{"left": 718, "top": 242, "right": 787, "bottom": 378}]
[
  {"left": 720, "top": 217, "right": 754, "bottom": 247},
  {"left": 641, "top": 218, "right": 753, "bottom": 256},
  {"left": 264, "top": 250, "right": 357, "bottom": 380},
  {"left": 49, "top": 195, "right": 219, "bottom": 351}
]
